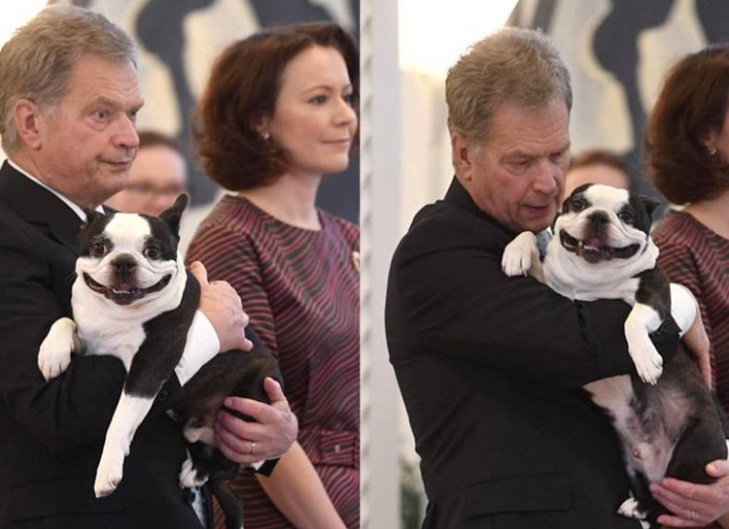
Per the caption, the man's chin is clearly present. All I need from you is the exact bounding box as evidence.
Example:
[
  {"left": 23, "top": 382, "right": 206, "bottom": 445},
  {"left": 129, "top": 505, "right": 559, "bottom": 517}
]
[{"left": 519, "top": 212, "right": 555, "bottom": 233}]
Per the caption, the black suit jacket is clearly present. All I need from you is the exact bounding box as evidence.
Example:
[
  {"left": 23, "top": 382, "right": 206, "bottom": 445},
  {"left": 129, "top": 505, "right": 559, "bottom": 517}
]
[
  {"left": 0, "top": 161, "right": 208, "bottom": 528},
  {"left": 385, "top": 178, "right": 679, "bottom": 529}
]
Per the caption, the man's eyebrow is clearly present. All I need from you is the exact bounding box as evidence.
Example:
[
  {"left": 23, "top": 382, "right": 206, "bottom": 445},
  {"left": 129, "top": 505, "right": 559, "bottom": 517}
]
[{"left": 85, "top": 96, "right": 145, "bottom": 111}]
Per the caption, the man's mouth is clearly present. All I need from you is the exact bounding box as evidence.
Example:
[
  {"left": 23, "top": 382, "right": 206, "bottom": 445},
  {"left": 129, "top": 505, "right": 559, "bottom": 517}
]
[
  {"left": 559, "top": 230, "right": 640, "bottom": 264},
  {"left": 84, "top": 273, "right": 172, "bottom": 306}
]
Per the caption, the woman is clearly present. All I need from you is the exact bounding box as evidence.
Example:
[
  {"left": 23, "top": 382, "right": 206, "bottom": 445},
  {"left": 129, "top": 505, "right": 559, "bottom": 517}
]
[
  {"left": 645, "top": 44, "right": 729, "bottom": 528},
  {"left": 186, "top": 22, "right": 359, "bottom": 529}
]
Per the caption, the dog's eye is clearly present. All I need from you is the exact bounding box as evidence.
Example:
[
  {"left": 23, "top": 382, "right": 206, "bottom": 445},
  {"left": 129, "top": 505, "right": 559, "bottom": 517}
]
[
  {"left": 618, "top": 210, "right": 635, "bottom": 223},
  {"left": 90, "top": 241, "right": 108, "bottom": 258},
  {"left": 570, "top": 197, "right": 588, "bottom": 212},
  {"left": 144, "top": 246, "right": 162, "bottom": 260}
]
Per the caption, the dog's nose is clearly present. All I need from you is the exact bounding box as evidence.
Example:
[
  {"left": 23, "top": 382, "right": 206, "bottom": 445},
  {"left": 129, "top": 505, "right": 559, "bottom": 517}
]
[
  {"left": 112, "top": 257, "right": 137, "bottom": 275},
  {"left": 588, "top": 211, "right": 609, "bottom": 227}
]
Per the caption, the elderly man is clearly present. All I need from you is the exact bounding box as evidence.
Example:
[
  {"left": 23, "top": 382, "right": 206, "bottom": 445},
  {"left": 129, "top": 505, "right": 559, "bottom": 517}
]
[
  {"left": 0, "top": 6, "right": 296, "bottom": 528},
  {"left": 386, "top": 27, "right": 729, "bottom": 529}
]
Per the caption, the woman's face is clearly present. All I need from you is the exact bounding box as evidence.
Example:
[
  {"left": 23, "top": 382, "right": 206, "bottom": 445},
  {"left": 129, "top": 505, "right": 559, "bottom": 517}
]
[{"left": 263, "top": 45, "right": 357, "bottom": 178}]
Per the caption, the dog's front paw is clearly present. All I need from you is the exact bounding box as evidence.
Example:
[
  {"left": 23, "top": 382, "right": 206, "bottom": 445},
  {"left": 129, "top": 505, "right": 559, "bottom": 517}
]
[
  {"left": 502, "top": 232, "right": 538, "bottom": 277},
  {"left": 94, "top": 449, "right": 125, "bottom": 498},
  {"left": 179, "top": 456, "right": 208, "bottom": 489},
  {"left": 631, "top": 346, "right": 664, "bottom": 385},
  {"left": 38, "top": 318, "right": 79, "bottom": 381},
  {"left": 625, "top": 306, "right": 664, "bottom": 385}
]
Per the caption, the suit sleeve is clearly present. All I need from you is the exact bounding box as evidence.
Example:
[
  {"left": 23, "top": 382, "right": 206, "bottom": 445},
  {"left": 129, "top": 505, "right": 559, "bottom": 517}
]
[
  {"left": 0, "top": 214, "right": 178, "bottom": 453},
  {"left": 386, "top": 213, "right": 678, "bottom": 389}
]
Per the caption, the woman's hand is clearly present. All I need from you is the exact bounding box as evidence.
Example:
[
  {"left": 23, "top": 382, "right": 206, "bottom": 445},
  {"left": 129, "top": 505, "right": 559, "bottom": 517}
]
[{"left": 670, "top": 283, "right": 712, "bottom": 387}]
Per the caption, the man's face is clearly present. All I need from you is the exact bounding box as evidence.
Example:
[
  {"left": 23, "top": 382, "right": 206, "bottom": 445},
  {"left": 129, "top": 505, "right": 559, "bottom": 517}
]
[
  {"left": 33, "top": 55, "right": 143, "bottom": 209},
  {"left": 455, "top": 99, "right": 570, "bottom": 233}
]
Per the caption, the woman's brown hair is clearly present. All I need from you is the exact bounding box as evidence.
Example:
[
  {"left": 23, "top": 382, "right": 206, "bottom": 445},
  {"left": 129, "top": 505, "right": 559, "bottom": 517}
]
[
  {"left": 646, "top": 44, "right": 729, "bottom": 204},
  {"left": 193, "top": 22, "right": 359, "bottom": 191}
]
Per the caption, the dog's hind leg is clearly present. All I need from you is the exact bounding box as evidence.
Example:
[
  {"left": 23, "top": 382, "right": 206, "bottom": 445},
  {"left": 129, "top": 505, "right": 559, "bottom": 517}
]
[
  {"left": 621, "top": 469, "right": 662, "bottom": 529},
  {"left": 209, "top": 475, "right": 245, "bottom": 529},
  {"left": 94, "top": 392, "right": 155, "bottom": 497}
]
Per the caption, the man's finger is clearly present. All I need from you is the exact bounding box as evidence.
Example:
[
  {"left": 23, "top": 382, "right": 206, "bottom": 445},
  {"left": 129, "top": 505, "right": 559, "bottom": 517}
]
[
  {"left": 707, "top": 458, "right": 729, "bottom": 478},
  {"left": 188, "top": 261, "right": 208, "bottom": 284},
  {"left": 263, "top": 377, "right": 286, "bottom": 403}
]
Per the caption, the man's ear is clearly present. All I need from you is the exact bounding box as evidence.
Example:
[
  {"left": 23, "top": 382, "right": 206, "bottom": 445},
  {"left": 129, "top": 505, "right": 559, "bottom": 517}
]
[
  {"left": 452, "top": 132, "right": 476, "bottom": 183},
  {"left": 14, "top": 98, "right": 43, "bottom": 150}
]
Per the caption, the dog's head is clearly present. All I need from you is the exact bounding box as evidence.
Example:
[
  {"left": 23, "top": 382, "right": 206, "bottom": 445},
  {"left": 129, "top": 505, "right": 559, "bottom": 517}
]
[
  {"left": 76, "top": 194, "right": 188, "bottom": 306},
  {"left": 554, "top": 183, "right": 659, "bottom": 266}
]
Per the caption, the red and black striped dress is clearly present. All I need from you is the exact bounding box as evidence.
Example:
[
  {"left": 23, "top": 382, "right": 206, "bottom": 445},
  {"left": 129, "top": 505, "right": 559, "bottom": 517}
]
[
  {"left": 186, "top": 195, "right": 360, "bottom": 529},
  {"left": 653, "top": 210, "right": 729, "bottom": 414}
]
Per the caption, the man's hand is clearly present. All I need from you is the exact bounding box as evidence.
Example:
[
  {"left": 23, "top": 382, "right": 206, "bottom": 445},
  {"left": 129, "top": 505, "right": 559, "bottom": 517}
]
[
  {"left": 651, "top": 458, "right": 729, "bottom": 527},
  {"left": 215, "top": 377, "right": 298, "bottom": 465},
  {"left": 189, "top": 261, "right": 253, "bottom": 353}
]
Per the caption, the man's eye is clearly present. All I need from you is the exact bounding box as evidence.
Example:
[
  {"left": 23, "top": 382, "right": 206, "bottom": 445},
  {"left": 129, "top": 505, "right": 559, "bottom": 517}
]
[{"left": 94, "top": 109, "right": 110, "bottom": 120}]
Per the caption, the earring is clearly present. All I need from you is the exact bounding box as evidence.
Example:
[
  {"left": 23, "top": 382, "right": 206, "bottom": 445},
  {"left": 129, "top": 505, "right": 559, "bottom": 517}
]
[
  {"left": 708, "top": 145, "right": 718, "bottom": 156},
  {"left": 261, "top": 131, "right": 270, "bottom": 141}
]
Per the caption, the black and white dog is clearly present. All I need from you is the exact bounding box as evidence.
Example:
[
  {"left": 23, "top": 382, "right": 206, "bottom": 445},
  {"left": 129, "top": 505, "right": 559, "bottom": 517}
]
[
  {"left": 37, "top": 194, "right": 280, "bottom": 529},
  {"left": 502, "top": 183, "right": 727, "bottom": 527}
]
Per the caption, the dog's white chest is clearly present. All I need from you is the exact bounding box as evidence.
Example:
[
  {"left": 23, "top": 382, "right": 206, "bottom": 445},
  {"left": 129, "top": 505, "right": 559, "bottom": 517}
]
[{"left": 76, "top": 312, "right": 146, "bottom": 372}]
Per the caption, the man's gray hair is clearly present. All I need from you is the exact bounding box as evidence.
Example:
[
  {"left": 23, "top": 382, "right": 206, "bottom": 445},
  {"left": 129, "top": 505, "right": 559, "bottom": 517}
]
[
  {"left": 445, "top": 27, "right": 572, "bottom": 143},
  {"left": 0, "top": 5, "right": 137, "bottom": 152}
]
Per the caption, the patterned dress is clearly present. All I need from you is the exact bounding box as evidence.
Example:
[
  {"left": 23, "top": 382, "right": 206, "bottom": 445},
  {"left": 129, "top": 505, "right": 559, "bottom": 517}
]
[
  {"left": 653, "top": 210, "right": 729, "bottom": 413},
  {"left": 186, "top": 195, "right": 360, "bottom": 529}
]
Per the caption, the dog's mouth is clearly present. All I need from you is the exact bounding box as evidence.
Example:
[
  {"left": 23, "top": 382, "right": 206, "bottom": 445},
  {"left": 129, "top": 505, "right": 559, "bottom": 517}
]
[
  {"left": 559, "top": 230, "right": 640, "bottom": 264},
  {"left": 83, "top": 273, "right": 172, "bottom": 306}
]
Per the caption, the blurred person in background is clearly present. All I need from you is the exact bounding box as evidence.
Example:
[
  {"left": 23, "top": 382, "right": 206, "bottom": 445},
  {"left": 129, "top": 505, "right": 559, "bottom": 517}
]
[
  {"left": 105, "top": 129, "right": 187, "bottom": 216},
  {"left": 564, "top": 148, "right": 631, "bottom": 199},
  {"left": 186, "top": 21, "right": 360, "bottom": 529}
]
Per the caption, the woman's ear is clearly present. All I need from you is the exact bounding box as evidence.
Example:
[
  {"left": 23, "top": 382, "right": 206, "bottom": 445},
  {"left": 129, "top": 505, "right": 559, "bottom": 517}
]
[
  {"left": 250, "top": 111, "right": 271, "bottom": 139},
  {"left": 703, "top": 128, "right": 719, "bottom": 155}
]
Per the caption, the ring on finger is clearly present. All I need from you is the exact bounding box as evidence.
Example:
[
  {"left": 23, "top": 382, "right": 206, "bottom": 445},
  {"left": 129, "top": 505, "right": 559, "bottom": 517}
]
[
  {"left": 689, "top": 509, "right": 697, "bottom": 520},
  {"left": 248, "top": 440, "right": 256, "bottom": 455}
]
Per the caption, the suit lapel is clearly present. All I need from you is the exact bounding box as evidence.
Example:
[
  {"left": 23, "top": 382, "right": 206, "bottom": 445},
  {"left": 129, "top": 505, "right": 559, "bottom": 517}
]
[{"left": 0, "top": 161, "right": 83, "bottom": 255}]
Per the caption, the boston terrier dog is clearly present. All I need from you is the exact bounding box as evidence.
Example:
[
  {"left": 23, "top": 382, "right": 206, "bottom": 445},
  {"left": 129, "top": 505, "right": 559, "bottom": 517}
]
[
  {"left": 501, "top": 183, "right": 727, "bottom": 528},
  {"left": 37, "top": 194, "right": 280, "bottom": 529}
]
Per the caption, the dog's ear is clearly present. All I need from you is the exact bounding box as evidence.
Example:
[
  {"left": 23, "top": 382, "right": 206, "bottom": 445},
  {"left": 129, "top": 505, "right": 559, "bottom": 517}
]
[
  {"left": 80, "top": 208, "right": 106, "bottom": 232},
  {"left": 639, "top": 195, "right": 661, "bottom": 220},
  {"left": 159, "top": 193, "right": 188, "bottom": 237}
]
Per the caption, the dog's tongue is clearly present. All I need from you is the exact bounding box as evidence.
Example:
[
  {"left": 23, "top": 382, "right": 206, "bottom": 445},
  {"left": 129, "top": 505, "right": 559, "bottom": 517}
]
[
  {"left": 585, "top": 236, "right": 606, "bottom": 249},
  {"left": 113, "top": 280, "right": 136, "bottom": 292}
]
